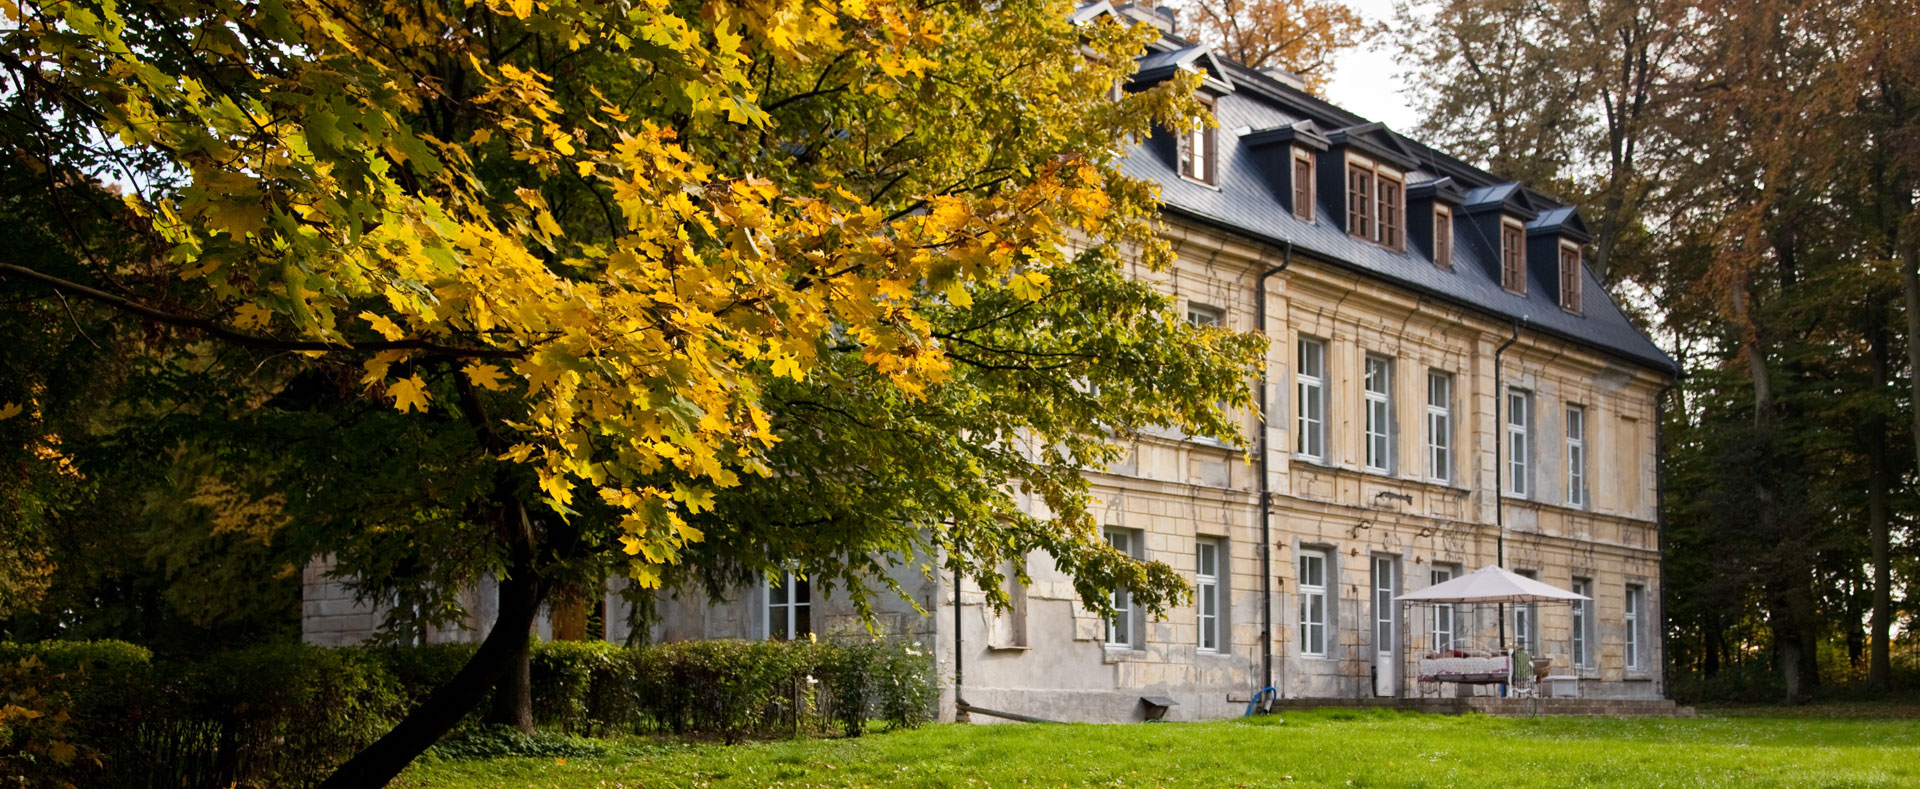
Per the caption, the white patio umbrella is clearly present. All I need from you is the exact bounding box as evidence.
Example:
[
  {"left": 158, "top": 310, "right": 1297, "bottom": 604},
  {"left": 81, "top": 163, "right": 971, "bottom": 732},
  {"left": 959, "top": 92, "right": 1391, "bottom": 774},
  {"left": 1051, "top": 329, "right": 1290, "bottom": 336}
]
[{"left": 1395, "top": 565, "right": 1590, "bottom": 604}]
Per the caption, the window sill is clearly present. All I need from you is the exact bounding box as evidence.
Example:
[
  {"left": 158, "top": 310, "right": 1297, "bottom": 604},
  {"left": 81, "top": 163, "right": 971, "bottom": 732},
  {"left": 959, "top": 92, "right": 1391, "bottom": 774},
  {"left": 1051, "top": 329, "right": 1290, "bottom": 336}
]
[
  {"left": 986, "top": 644, "right": 1031, "bottom": 652},
  {"left": 1177, "top": 175, "right": 1223, "bottom": 192}
]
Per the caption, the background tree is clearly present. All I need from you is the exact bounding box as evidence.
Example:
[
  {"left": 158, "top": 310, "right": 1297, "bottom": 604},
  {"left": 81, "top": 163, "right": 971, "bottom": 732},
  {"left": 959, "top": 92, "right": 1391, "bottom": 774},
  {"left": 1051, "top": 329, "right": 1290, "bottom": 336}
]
[{"left": 1182, "top": 0, "right": 1375, "bottom": 92}]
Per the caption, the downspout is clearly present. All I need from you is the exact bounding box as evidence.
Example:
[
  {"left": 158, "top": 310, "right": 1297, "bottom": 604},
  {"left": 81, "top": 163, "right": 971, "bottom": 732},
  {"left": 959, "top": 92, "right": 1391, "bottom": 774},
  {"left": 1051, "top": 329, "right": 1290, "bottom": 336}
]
[
  {"left": 1492, "top": 319, "right": 1522, "bottom": 650},
  {"left": 1254, "top": 241, "right": 1293, "bottom": 695},
  {"left": 1655, "top": 377, "right": 1678, "bottom": 700},
  {"left": 953, "top": 558, "right": 969, "bottom": 722}
]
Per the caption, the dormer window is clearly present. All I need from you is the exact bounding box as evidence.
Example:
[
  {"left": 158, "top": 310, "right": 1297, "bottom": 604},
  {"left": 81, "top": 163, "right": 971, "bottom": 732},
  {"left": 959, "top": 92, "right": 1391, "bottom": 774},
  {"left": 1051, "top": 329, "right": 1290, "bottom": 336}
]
[
  {"left": 1292, "top": 149, "right": 1314, "bottom": 221},
  {"left": 1433, "top": 205, "right": 1453, "bottom": 270},
  {"left": 1179, "top": 94, "right": 1218, "bottom": 185},
  {"left": 1500, "top": 218, "right": 1527, "bottom": 294},
  {"left": 1346, "top": 156, "right": 1406, "bottom": 250},
  {"left": 1559, "top": 242, "right": 1583, "bottom": 313}
]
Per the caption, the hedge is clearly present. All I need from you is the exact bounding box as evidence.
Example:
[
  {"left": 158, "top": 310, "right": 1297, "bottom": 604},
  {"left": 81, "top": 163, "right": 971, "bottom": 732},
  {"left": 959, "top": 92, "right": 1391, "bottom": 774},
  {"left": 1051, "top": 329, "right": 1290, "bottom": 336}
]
[{"left": 0, "top": 635, "right": 936, "bottom": 788}]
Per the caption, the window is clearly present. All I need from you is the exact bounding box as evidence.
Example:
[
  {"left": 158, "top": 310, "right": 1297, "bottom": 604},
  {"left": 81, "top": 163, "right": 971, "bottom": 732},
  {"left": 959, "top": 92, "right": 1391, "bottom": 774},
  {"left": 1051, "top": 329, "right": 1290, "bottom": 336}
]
[
  {"left": 1187, "top": 303, "right": 1224, "bottom": 328},
  {"left": 1625, "top": 584, "right": 1645, "bottom": 670},
  {"left": 1296, "top": 337, "right": 1327, "bottom": 460},
  {"left": 1501, "top": 219, "right": 1527, "bottom": 293},
  {"left": 1430, "top": 568, "right": 1455, "bottom": 651},
  {"left": 1507, "top": 389, "right": 1532, "bottom": 498},
  {"left": 1514, "top": 570, "right": 1539, "bottom": 652},
  {"left": 1570, "top": 577, "right": 1593, "bottom": 668},
  {"left": 1347, "top": 163, "right": 1373, "bottom": 238},
  {"left": 1373, "top": 556, "right": 1396, "bottom": 656},
  {"left": 1433, "top": 206, "right": 1454, "bottom": 270},
  {"left": 1364, "top": 355, "right": 1393, "bottom": 473},
  {"left": 1426, "top": 371, "right": 1452, "bottom": 482},
  {"left": 1179, "top": 96, "right": 1216, "bottom": 185},
  {"left": 1376, "top": 173, "right": 1403, "bottom": 250},
  {"left": 1559, "top": 243, "right": 1583, "bottom": 312},
  {"left": 1298, "top": 550, "right": 1327, "bottom": 657},
  {"left": 1292, "top": 151, "right": 1314, "bottom": 221},
  {"left": 767, "top": 570, "right": 811, "bottom": 641},
  {"left": 1566, "top": 405, "right": 1587, "bottom": 507},
  {"left": 1105, "top": 529, "right": 1136, "bottom": 647},
  {"left": 1196, "top": 538, "right": 1222, "bottom": 652}
]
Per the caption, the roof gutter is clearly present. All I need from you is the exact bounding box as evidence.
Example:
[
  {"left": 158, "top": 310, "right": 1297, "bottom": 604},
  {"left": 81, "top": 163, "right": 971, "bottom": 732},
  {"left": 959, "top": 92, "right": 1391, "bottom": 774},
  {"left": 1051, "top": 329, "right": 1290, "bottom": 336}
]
[{"left": 1254, "top": 241, "right": 1292, "bottom": 696}]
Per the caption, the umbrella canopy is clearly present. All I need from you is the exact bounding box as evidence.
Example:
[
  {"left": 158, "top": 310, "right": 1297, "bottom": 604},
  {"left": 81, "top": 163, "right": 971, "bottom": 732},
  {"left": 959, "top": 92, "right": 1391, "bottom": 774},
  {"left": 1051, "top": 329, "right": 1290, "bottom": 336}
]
[{"left": 1395, "top": 565, "right": 1590, "bottom": 604}]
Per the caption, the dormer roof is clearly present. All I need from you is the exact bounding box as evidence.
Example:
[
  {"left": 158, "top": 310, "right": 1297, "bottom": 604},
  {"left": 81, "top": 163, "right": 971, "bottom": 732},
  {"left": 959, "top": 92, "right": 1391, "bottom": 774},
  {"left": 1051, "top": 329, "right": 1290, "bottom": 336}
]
[
  {"left": 1461, "top": 182, "right": 1542, "bottom": 221},
  {"left": 1242, "top": 119, "right": 1330, "bottom": 151},
  {"left": 1408, "top": 176, "right": 1467, "bottom": 205},
  {"left": 1132, "top": 45, "right": 1235, "bottom": 94},
  {"left": 1326, "top": 122, "right": 1421, "bottom": 171},
  {"left": 1527, "top": 206, "right": 1593, "bottom": 243},
  {"left": 1071, "top": 0, "right": 1116, "bottom": 25}
]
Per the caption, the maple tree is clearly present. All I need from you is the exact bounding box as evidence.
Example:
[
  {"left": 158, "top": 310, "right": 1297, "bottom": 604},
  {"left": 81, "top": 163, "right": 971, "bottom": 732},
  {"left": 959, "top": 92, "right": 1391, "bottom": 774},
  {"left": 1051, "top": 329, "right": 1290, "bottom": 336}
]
[
  {"left": 1, "top": 0, "right": 1259, "bottom": 782},
  {"left": 1182, "top": 0, "right": 1374, "bottom": 93}
]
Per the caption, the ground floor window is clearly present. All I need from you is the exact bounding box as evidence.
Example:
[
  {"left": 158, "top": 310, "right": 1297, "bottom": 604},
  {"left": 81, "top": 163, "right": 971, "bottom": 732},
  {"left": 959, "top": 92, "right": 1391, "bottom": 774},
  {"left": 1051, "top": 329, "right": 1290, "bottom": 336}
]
[
  {"left": 1429, "top": 568, "right": 1454, "bottom": 650},
  {"left": 1106, "top": 529, "right": 1137, "bottom": 648},
  {"left": 1571, "top": 577, "right": 1592, "bottom": 667},
  {"left": 1299, "top": 550, "right": 1328, "bottom": 657},
  {"left": 1625, "top": 584, "right": 1645, "bottom": 670},
  {"left": 1196, "top": 538, "right": 1222, "bottom": 652},
  {"left": 767, "top": 570, "right": 811, "bottom": 641},
  {"left": 1513, "top": 570, "right": 1539, "bottom": 652}
]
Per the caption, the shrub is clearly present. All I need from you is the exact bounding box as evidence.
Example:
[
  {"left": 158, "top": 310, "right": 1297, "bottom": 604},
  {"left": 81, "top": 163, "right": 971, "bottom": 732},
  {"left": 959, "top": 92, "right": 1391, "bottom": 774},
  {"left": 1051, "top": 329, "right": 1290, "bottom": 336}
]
[{"left": 530, "top": 640, "right": 630, "bottom": 735}]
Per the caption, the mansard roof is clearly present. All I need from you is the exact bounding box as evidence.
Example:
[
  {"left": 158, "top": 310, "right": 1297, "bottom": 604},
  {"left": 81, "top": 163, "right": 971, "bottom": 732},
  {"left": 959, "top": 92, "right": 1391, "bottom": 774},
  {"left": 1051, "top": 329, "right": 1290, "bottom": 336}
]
[{"left": 1104, "top": 13, "right": 1675, "bottom": 375}]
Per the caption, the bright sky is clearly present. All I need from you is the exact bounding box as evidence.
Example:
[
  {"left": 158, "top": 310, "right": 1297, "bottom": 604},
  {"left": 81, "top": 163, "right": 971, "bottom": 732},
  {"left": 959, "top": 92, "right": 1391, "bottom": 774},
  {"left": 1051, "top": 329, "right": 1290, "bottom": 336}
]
[{"left": 1319, "top": 0, "right": 1422, "bottom": 133}]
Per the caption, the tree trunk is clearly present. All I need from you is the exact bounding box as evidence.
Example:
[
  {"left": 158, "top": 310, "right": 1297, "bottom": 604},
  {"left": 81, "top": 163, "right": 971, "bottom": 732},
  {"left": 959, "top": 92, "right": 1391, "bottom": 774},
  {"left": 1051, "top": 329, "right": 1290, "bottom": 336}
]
[
  {"left": 1871, "top": 308, "right": 1896, "bottom": 689},
  {"left": 318, "top": 543, "right": 546, "bottom": 788},
  {"left": 484, "top": 571, "right": 540, "bottom": 733}
]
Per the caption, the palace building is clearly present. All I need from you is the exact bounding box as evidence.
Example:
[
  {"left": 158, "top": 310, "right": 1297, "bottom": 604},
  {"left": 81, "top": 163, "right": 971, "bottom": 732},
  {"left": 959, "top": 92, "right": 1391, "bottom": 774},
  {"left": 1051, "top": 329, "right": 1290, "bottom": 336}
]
[{"left": 303, "top": 2, "right": 1678, "bottom": 721}]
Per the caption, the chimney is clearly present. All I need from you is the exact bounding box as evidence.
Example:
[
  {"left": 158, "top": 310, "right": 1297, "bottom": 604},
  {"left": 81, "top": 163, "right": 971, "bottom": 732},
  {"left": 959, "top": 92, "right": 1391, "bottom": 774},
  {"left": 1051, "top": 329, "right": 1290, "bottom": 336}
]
[{"left": 1116, "top": 3, "right": 1177, "bottom": 35}]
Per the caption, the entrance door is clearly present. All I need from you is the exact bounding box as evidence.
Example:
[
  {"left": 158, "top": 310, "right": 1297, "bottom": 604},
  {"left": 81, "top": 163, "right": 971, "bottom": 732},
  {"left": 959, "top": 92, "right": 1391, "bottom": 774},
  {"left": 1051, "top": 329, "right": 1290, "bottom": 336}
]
[{"left": 1372, "top": 555, "right": 1401, "bottom": 697}]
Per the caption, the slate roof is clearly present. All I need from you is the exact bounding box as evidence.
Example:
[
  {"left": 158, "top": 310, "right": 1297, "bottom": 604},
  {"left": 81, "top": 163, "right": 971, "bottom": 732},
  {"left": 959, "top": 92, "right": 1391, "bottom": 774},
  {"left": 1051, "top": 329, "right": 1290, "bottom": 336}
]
[{"left": 1091, "top": 11, "right": 1677, "bottom": 375}]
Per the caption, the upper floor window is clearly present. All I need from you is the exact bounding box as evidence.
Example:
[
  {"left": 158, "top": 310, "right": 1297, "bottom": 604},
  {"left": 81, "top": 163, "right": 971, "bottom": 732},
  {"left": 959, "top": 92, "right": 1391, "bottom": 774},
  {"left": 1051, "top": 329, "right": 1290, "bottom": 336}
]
[
  {"left": 1501, "top": 219, "right": 1527, "bottom": 294},
  {"left": 1376, "top": 174, "right": 1403, "bottom": 250},
  {"left": 1363, "top": 355, "right": 1394, "bottom": 473},
  {"left": 1559, "top": 242, "right": 1583, "bottom": 313},
  {"left": 1292, "top": 150, "right": 1315, "bottom": 221},
  {"left": 1179, "top": 95, "right": 1217, "bottom": 185},
  {"left": 1296, "top": 337, "right": 1328, "bottom": 460},
  {"left": 1298, "top": 550, "right": 1328, "bottom": 657},
  {"left": 1187, "top": 303, "right": 1224, "bottom": 328},
  {"left": 1433, "top": 206, "right": 1454, "bottom": 270},
  {"left": 1346, "top": 162, "right": 1373, "bottom": 237},
  {"left": 1426, "top": 370, "right": 1453, "bottom": 483},
  {"left": 1506, "top": 388, "right": 1532, "bottom": 498},
  {"left": 1566, "top": 404, "right": 1587, "bottom": 507},
  {"left": 766, "top": 570, "right": 812, "bottom": 641}
]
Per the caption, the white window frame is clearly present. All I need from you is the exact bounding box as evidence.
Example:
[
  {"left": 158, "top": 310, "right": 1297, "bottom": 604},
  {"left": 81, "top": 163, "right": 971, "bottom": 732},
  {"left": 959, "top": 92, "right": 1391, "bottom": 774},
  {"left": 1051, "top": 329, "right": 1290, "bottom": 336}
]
[
  {"left": 1364, "top": 355, "right": 1393, "bottom": 473},
  {"left": 1105, "top": 529, "right": 1138, "bottom": 648},
  {"left": 1426, "top": 370, "right": 1452, "bottom": 483},
  {"left": 1513, "top": 570, "right": 1539, "bottom": 652},
  {"left": 1625, "top": 584, "right": 1644, "bottom": 670},
  {"left": 766, "top": 570, "right": 811, "bottom": 641},
  {"left": 1298, "top": 550, "right": 1328, "bottom": 658},
  {"left": 1566, "top": 405, "right": 1587, "bottom": 507},
  {"left": 1373, "top": 555, "right": 1397, "bottom": 656},
  {"left": 1571, "top": 577, "right": 1592, "bottom": 668},
  {"left": 1296, "top": 337, "right": 1327, "bottom": 461},
  {"left": 1430, "top": 568, "right": 1455, "bottom": 651},
  {"left": 1507, "top": 389, "right": 1532, "bottom": 498},
  {"left": 1196, "top": 538, "right": 1222, "bottom": 653},
  {"left": 1187, "top": 302, "right": 1224, "bottom": 328}
]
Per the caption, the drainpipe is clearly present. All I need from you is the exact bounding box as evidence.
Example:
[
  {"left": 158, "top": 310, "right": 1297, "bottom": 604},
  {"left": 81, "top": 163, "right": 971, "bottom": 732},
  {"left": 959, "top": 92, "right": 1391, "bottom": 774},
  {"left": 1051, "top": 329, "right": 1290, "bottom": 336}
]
[
  {"left": 1654, "top": 377, "right": 1678, "bottom": 700},
  {"left": 1254, "top": 241, "right": 1293, "bottom": 694},
  {"left": 953, "top": 559, "right": 969, "bottom": 722},
  {"left": 1492, "top": 319, "right": 1522, "bottom": 650}
]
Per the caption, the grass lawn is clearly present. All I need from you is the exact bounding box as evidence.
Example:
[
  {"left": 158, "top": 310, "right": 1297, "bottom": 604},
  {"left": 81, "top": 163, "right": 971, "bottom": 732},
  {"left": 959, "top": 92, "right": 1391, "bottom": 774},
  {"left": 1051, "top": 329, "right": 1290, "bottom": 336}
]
[{"left": 397, "top": 707, "right": 1920, "bottom": 787}]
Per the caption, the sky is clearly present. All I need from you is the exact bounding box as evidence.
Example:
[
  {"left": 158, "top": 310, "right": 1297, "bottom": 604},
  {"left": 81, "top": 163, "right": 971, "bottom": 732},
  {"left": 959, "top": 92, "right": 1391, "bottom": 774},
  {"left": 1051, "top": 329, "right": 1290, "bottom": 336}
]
[{"left": 1314, "top": 0, "right": 1421, "bottom": 133}]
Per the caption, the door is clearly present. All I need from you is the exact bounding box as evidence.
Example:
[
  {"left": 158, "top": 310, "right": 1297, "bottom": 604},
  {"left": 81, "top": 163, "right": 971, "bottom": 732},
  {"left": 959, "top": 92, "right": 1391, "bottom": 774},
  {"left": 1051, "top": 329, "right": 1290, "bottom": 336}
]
[{"left": 1372, "top": 555, "right": 1401, "bottom": 697}]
